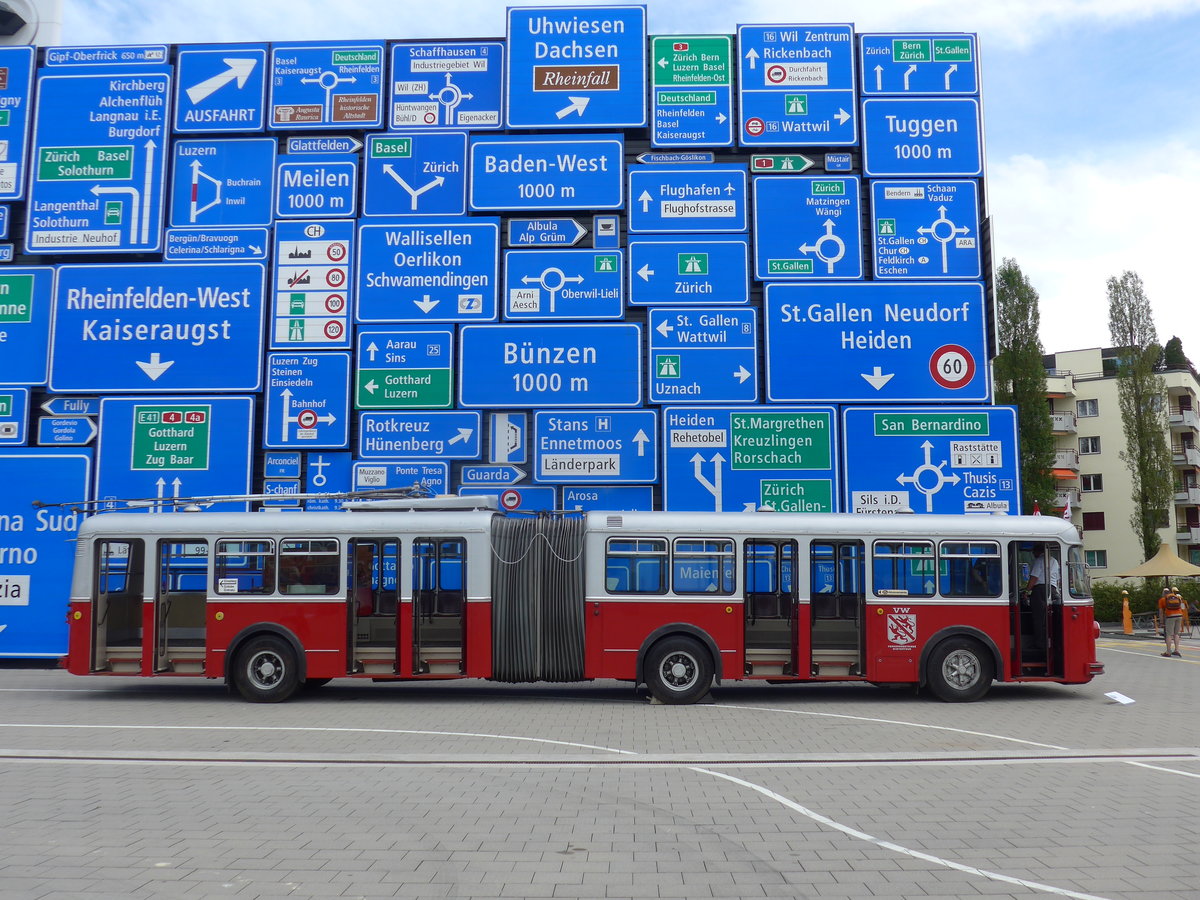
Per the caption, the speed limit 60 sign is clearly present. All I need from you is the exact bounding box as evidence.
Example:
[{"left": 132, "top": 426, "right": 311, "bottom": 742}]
[{"left": 763, "top": 282, "right": 989, "bottom": 402}]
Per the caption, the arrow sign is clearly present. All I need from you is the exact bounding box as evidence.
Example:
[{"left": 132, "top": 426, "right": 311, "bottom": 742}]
[
  {"left": 460, "top": 464, "right": 525, "bottom": 486},
  {"left": 556, "top": 96, "right": 590, "bottom": 119},
  {"left": 862, "top": 367, "right": 896, "bottom": 390},
  {"left": 136, "top": 353, "right": 174, "bottom": 381},
  {"left": 186, "top": 57, "right": 258, "bottom": 104}
]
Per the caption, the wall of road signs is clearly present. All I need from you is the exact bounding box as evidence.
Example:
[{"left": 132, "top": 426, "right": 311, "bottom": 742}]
[{"left": 0, "top": 8, "right": 1020, "bottom": 656}]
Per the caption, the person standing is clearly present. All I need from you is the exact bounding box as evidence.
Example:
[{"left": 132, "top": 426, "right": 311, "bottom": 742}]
[
  {"left": 1159, "top": 585, "right": 1185, "bottom": 657},
  {"left": 1025, "top": 545, "right": 1060, "bottom": 653}
]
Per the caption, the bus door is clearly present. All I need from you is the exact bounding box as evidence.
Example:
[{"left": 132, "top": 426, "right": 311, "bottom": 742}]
[
  {"left": 348, "top": 539, "right": 399, "bottom": 675},
  {"left": 91, "top": 539, "right": 146, "bottom": 673},
  {"left": 412, "top": 537, "right": 466, "bottom": 675},
  {"left": 743, "top": 540, "right": 798, "bottom": 676},
  {"left": 808, "top": 540, "right": 865, "bottom": 676},
  {"left": 1011, "top": 541, "right": 1063, "bottom": 677},
  {"left": 153, "top": 540, "right": 209, "bottom": 674}
]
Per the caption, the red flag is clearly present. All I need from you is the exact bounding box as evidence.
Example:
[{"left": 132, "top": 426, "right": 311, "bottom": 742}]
[{"left": 1032, "top": 501, "right": 1041, "bottom": 515}]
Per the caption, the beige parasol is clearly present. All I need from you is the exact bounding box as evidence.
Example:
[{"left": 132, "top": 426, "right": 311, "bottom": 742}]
[{"left": 1111, "top": 542, "right": 1200, "bottom": 578}]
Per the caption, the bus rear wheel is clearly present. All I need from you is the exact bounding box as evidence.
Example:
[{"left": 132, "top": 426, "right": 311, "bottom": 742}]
[
  {"left": 645, "top": 636, "right": 713, "bottom": 705},
  {"left": 234, "top": 635, "right": 300, "bottom": 703},
  {"left": 927, "top": 637, "right": 993, "bottom": 702}
]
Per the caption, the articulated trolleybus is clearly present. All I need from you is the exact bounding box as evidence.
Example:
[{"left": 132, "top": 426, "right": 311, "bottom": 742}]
[{"left": 64, "top": 496, "right": 1103, "bottom": 703}]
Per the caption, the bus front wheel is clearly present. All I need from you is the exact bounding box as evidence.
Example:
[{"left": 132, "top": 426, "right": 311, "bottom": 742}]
[
  {"left": 234, "top": 635, "right": 300, "bottom": 703},
  {"left": 645, "top": 636, "right": 713, "bottom": 705},
  {"left": 926, "top": 637, "right": 993, "bottom": 702}
]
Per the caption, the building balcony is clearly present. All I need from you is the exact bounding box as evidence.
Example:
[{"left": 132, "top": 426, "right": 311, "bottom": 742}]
[
  {"left": 1176, "top": 525, "right": 1200, "bottom": 544},
  {"left": 1045, "top": 369, "right": 1075, "bottom": 397},
  {"left": 1175, "top": 485, "right": 1200, "bottom": 505},
  {"left": 1055, "top": 488, "right": 1081, "bottom": 508},
  {"left": 1050, "top": 411, "right": 1077, "bottom": 434},
  {"left": 1172, "top": 444, "right": 1200, "bottom": 468},
  {"left": 1053, "top": 448, "right": 1080, "bottom": 471},
  {"left": 1169, "top": 406, "right": 1199, "bottom": 433}
]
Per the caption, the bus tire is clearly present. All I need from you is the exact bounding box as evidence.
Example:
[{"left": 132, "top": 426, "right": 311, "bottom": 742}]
[
  {"left": 645, "top": 636, "right": 713, "bottom": 705},
  {"left": 926, "top": 636, "right": 993, "bottom": 702},
  {"left": 234, "top": 635, "right": 300, "bottom": 703}
]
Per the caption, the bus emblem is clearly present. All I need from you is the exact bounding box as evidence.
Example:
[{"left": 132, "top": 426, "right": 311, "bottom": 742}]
[{"left": 886, "top": 612, "right": 916, "bottom": 646}]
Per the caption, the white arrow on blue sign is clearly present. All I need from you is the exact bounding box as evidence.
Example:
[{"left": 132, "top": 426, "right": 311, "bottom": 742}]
[
  {"left": 460, "top": 464, "right": 525, "bottom": 487},
  {"left": 627, "top": 164, "right": 747, "bottom": 233},
  {"left": 627, "top": 236, "right": 749, "bottom": 306},
  {"left": 170, "top": 138, "right": 275, "bottom": 226},
  {"left": 173, "top": 45, "right": 267, "bottom": 132},
  {"left": 36, "top": 416, "right": 97, "bottom": 446},
  {"left": 503, "top": 248, "right": 623, "bottom": 319},
  {"left": 508, "top": 218, "right": 587, "bottom": 247},
  {"left": 268, "top": 43, "right": 385, "bottom": 130},
  {"left": 842, "top": 406, "right": 1019, "bottom": 515},
  {"left": 263, "top": 351, "right": 350, "bottom": 449},
  {"left": 362, "top": 132, "right": 467, "bottom": 216},
  {"left": 357, "top": 411, "right": 481, "bottom": 460},
  {"left": 470, "top": 134, "right": 624, "bottom": 211},
  {"left": 753, "top": 174, "right": 862, "bottom": 279},
  {"left": 871, "top": 180, "right": 981, "bottom": 279},
  {"left": 861, "top": 97, "right": 983, "bottom": 176},
  {"left": 859, "top": 34, "right": 978, "bottom": 96},
  {"left": 763, "top": 282, "right": 989, "bottom": 403},
  {"left": 505, "top": 5, "right": 646, "bottom": 128},
  {"left": 0, "top": 267, "right": 54, "bottom": 386},
  {"left": 391, "top": 41, "right": 504, "bottom": 129},
  {"left": 649, "top": 307, "right": 758, "bottom": 404},
  {"left": 533, "top": 410, "right": 657, "bottom": 483}
]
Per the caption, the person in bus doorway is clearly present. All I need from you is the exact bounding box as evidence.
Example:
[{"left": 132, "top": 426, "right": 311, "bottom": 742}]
[
  {"left": 1159, "top": 585, "right": 1185, "bottom": 657},
  {"left": 1025, "top": 544, "right": 1059, "bottom": 653}
]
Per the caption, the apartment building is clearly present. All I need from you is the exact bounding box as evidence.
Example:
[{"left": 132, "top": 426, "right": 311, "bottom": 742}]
[{"left": 1042, "top": 348, "right": 1200, "bottom": 579}]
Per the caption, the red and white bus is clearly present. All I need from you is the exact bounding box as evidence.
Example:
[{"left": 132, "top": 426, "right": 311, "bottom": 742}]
[{"left": 64, "top": 497, "right": 1103, "bottom": 703}]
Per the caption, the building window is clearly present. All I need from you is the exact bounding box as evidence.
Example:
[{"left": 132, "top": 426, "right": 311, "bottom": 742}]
[
  {"left": 1082, "top": 511, "right": 1105, "bottom": 531},
  {"left": 1085, "top": 550, "right": 1107, "bottom": 569},
  {"left": 1081, "top": 474, "right": 1103, "bottom": 492},
  {"left": 1078, "top": 436, "right": 1101, "bottom": 454},
  {"left": 1076, "top": 399, "right": 1099, "bottom": 418}
]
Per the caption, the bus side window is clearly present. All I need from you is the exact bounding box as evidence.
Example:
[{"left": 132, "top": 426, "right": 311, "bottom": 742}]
[{"left": 214, "top": 540, "right": 274, "bottom": 594}]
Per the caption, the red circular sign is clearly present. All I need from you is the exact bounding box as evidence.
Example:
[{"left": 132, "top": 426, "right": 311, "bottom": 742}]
[
  {"left": 744, "top": 117, "right": 765, "bottom": 137},
  {"left": 326, "top": 242, "right": 347, "bottom": 262},
  {"left": 929, "top": 344, "right": 976, "bottom": 390},
  {"left": 297, "top": 409, "right": 318, "bottom": 429},
  {"left": 324, "top": 294, "right": 345, "bottom": 314},
  {"left": 323, "top": 320, "right": 344, "bottom": 340},
  {"left": 500, "top": 489, "right": 522, "bottom": 510},
  {"left": 325, "top": 268, "right": 346, "bottom": 288},
  {"left": 765, "top": 64, "right": 787, "bottom": 84}
]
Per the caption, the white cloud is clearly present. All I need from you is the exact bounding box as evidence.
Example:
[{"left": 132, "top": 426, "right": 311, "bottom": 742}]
[{"left": 989, "top": 147, "right": 1200, "bottom": 352}]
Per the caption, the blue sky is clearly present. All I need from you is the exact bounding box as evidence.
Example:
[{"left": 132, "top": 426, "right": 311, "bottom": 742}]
[{"left": 62, "top": 0, "right": 1200, "bottom": 359}]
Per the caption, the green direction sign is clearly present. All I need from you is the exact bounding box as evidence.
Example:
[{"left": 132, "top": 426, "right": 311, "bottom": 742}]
[
  {"left": 768, "top": 259, "right": 814, "bottom": 275},
  {"left": 131, "top": 404, "right": 211, "bottom": 470},
  {"left": 370, "top": 136, "right": 412, "bottom": 158},
  {"left": 751, "top": 154, "right": 815, "bottom": 174},
  {"left": 872, "top": 412, "right": 990, "bottom": 437},
  {"left": 759, "top": 479, "right": 833, "bottom": 513},
  {"left": 891, "top": 38, "right": 972, "bottom": 63},
  {"left": 356, "top": 369, "right": 452, "bottom": 409},
  {"left": 651, "top": 36, "right": 732, "bottom": 87},
  {"left": 38, "top": 146, "right": 134, "bottom": 181},
  {"left": 730, "top": 411, "right": 831, "bottom": 469},
  {"left": 0, "top": 273, "right": 33, "bottom": 322},
  {"left": 0, "top": 393, "right": 11, "bottom": 416}
]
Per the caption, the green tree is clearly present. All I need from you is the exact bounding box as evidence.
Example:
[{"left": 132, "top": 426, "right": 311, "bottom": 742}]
[
  {"left": 1107, "top": 270, "right": 1174, "bottom": 560},
  {"left": 992, "top": 258, "right": 1056, "bottom": 514},
  {"left": 1163, "top": 335, "right": 1192, "bottom": 370}
]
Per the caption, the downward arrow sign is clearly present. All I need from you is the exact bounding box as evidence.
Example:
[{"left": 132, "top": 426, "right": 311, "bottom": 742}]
[
  {"left": 136, "top": 352, "right": 174, "bottom": 381},
  {"left": 861, "top": 366, "right": 894, "bottom": 390}
]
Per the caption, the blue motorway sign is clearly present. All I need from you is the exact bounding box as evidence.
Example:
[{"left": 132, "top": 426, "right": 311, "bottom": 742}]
[
  {"left": 649, "top": 308, "right": 758, "bottom": 404},
  {"left": 358, "top": 411, "right": 481, "bottom": 460},
  {"left": 273, "top": 219, "right": 353, "bottom": 349},
  {"left": 650, "top": 35, "right": 733, "bottom": 147},
  {"left": 753, "top": 175, "right": 862, "bottom": 279},
  {"left": 871, "top": 180, "right": 981, "bottom": 279},
  {"left": 0, "top": 449, "right": 93, "bottom": 657},
  {"left": 27, "top": 67, "right": 170, "bottom": 253},
  {"left": 0, "top": 386, "right": 28, "bottom": 444},
  {"left": 174, "top": 45, "right": 268, "bottom": 132},
  {"left": 41, "top": 396, "right": 98, "bottom": 416},
  {"left": 0, "top": 47, "right": 35, "bottom": 200},
  {"left": 362, "top": 132, "right": 466, "bottom": 216},
  {"left": 470, "top": 134, "right": 623, "bottom": 211},
  {"left": 489, "top": 412, "right": 527, "bottom": 463},
  {"left": 170, "top": 138, "right": 275, "bottom": 226},
  {"left": 164, "top": 226, "right": 270, "bottom": 262},
  {"left": 737, "top": 24, "right": 856, "bottom": 146},
  {"left": 269, "top": 42, "right": 384, "bottom": 129},
  {"left": 95, "top": 396, "right": 255, "bottom": 512},
  {"left": 305, "top": 451, "right": 352, "bottom": 510},
  {"left": 44, "top": 45, "right": 168, "bottom": 66},
  {"left": 533, "top": 410, "right": 657, "bottom": 483},
  {"left": 461, "top": 484, "right": 556, "bottom": 512},
  {"left": 353, "top": 460, "right": 448, "bottom": 496},
  {"left": 263, "top": 351, "right": 350, "bottom": 449},
  {"left": 627, "top": 236, "right": 749, "bottom": 305},
  {"left": 357, "top": 219, "right": 499, "bottom": 323},
  {"left": 461, "top": 464, "right": 525, "bottom": 488},
  {"left": 859, "top": 34, "right": 978, "bottom": 96},
  {"left": 390, "top": 41, "right": 504, "bottom": 129},
  {"left": 37, "top": 416, "right": 97, "bottom": 446},
  {"left": 50, "top": 263, "right": 266, "bottom": 393},
  {"left": 459, "top": 323, "right": 642, "bottom": 408},
  {"left": 862, "top": 98, "right": 983, "bottom": 176},
  {"left": 0, "top": 267, "right": 54, "bottom": 386},
  {"left": 506, "top": 5, "right": 646, "bottom": 128},
  {"left": 763, "top": 282, "right": 989, "bottom": 403},
  {"left": 508, "top": 218, "right": 586, "bottom": 247},
  {"left": 504, "top": 248, "right": 623, "bottom": 319},
  {"left": 275, "top": 154, "right": 357, "bottom": 218},
  {"left": 628, "top": 164, "right": 747, "bottom": 233},
  {"left": 355, "top": 328, "right": 454, "bottom": 409},
  {"left": 842, "top": 406, "right": 1019, "bottom": 515},
  {"left": 663, "top": 406, "right": 839, "bottom": 512},
  {"left": 562, "top": 485, "right": 654, "bottom": 510}
]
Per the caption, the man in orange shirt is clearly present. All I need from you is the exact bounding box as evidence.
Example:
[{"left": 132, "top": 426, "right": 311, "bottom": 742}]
[{"left": 1159, "top": 585, "right": 1185, "bottom": 657}]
